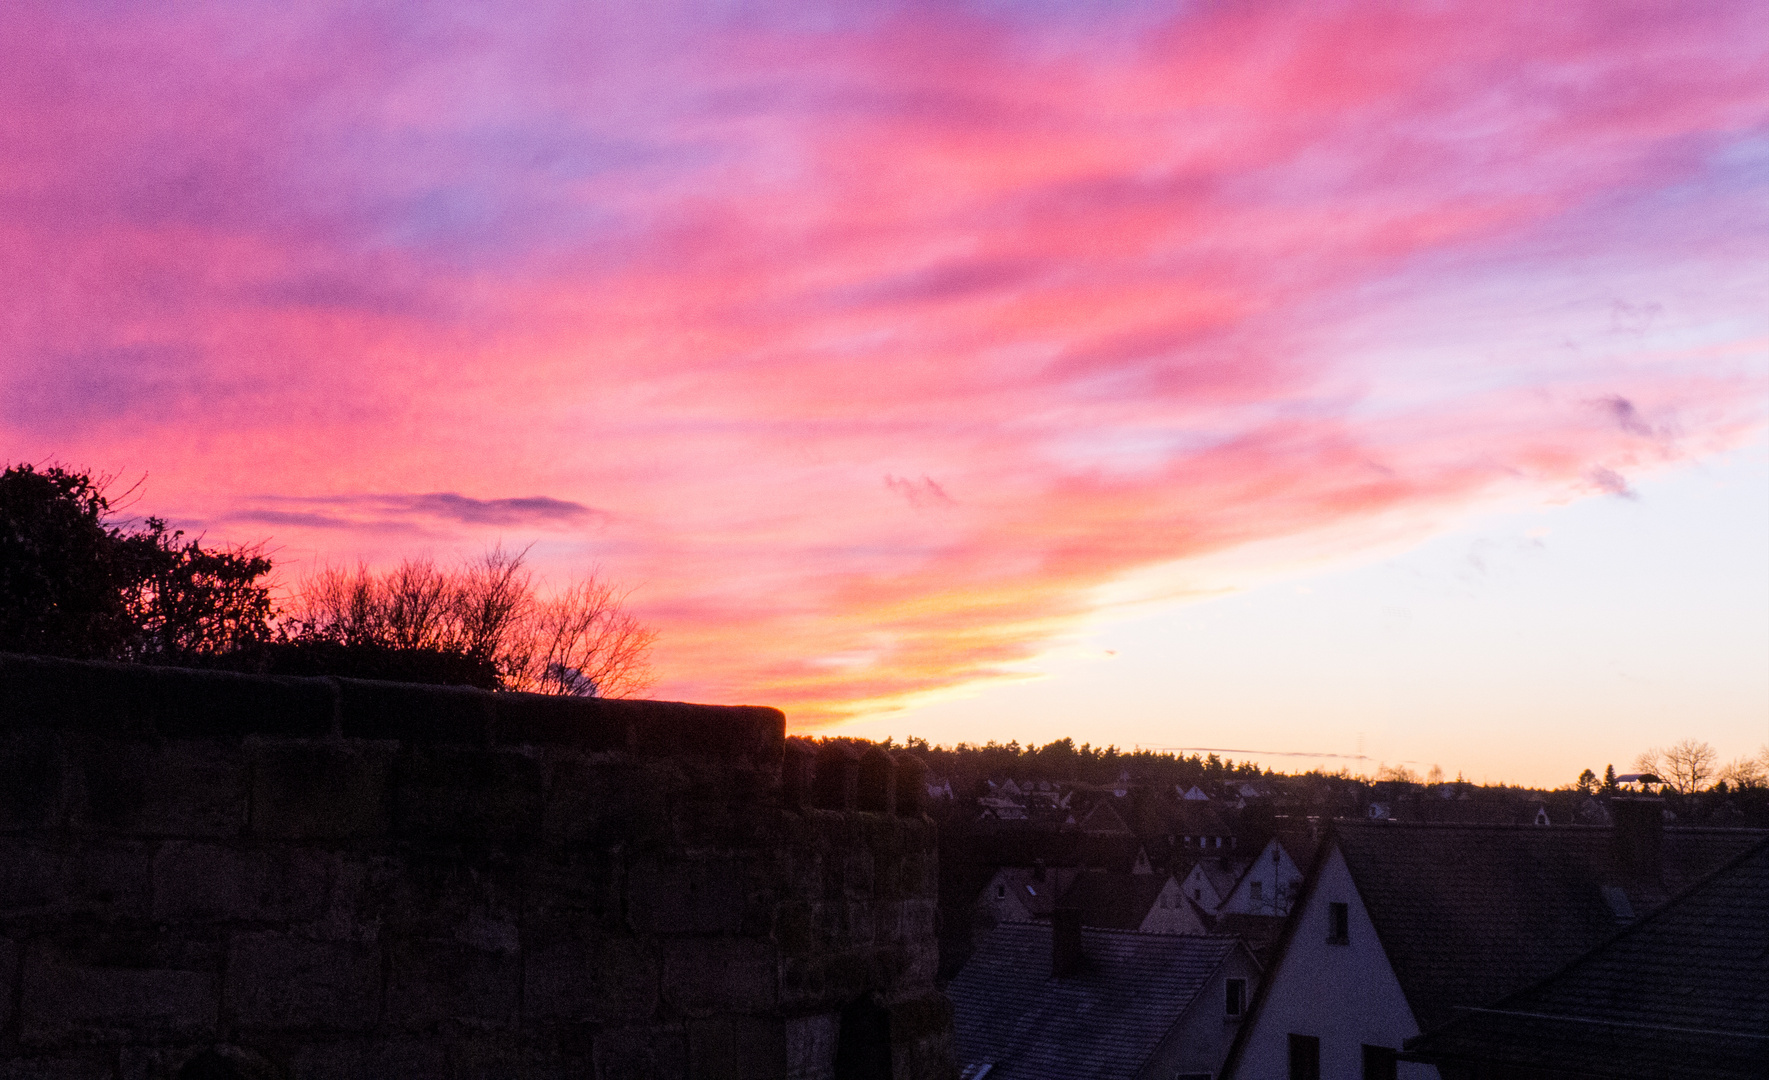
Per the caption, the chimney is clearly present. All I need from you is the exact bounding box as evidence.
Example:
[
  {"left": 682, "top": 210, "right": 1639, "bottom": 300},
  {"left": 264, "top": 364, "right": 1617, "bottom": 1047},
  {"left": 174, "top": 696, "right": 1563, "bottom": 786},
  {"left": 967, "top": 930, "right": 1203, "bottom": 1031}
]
[
  {"left": 1052, "top": 908, "right": 1083, "bottom": 978},
  {"left": 1610, "top": 797, "right": 1664, "bottom": 882}
]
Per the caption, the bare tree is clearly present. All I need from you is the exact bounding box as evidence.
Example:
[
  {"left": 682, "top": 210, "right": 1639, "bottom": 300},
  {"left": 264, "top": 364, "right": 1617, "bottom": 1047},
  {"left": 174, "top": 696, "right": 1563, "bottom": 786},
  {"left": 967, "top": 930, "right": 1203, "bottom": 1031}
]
[
  {"left": 1719, "top": 750, "right": 1767, "bottom": 790},
  {"left": 288, "top": 548, "right": 655, "bottom": 697},
  {"left": 1377, "top": 763, "right": 1418, "bottom": 784},
  {"left": 511, "top": 578, "right": 658, "bottom": 699},
  {"left": 1636, "top": 738, "right": 1717, "bottom": 794}
]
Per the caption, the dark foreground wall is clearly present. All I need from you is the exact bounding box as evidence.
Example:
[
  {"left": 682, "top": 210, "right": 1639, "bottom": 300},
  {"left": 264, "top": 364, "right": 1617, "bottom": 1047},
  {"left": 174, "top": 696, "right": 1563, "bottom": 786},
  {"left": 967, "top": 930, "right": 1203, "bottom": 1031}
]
[{"left": 0, "top": 653, "right": 954, "bottom": 1080}]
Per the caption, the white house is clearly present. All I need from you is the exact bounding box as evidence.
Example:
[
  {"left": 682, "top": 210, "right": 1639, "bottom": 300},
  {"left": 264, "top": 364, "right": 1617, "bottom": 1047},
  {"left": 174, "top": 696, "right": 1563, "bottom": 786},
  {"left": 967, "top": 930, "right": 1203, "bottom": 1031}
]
[
  {"left": 1178, "top": 857, "right": 1245, "bottom": 913},
  {"left": 1221, "top": 841, "right": 1429, "bottom": 1080},
  {"left": 1140, "top": 875, "right": 1213, "bottom": 935},
  {"left": 1217, "top": 839, "right": 1305, "bottom": 918}
]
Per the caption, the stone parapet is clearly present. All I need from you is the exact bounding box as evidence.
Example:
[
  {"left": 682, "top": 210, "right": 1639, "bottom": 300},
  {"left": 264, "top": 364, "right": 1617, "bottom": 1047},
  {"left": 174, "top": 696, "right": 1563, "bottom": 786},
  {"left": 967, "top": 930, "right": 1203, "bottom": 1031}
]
[{"left": 0, "top": 653, "right": 954, "bottom": 1080}]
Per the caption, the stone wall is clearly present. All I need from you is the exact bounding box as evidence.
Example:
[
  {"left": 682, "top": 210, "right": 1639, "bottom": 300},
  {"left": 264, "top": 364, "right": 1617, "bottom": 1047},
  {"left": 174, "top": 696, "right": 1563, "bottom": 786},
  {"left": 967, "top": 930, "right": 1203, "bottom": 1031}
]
[{"left": 0, "top": 654, "right": 954, "bottom": 1080}]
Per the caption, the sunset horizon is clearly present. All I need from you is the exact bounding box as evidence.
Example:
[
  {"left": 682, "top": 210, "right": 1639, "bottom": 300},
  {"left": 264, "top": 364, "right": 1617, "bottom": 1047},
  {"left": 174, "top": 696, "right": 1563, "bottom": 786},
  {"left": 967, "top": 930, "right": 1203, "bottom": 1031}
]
[{"left": 5, "top": 0, "right": 1766, "bottom": 790}]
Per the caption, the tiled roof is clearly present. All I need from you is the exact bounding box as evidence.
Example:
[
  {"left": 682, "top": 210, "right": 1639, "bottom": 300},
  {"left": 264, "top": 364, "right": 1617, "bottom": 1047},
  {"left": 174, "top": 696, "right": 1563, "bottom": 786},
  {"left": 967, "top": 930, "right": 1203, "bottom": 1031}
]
[
  {"left": 1211, "top": 912, "right": 1285, "bottom": 966},
  {"left": 1335, "top": 821, "right": 1767, "bottom": 1032},
  {"left": 1057, "top": 872, "right": 1169, "bottom": 930},
  {"left": 1164, "top": 800, "right": 1231, "bottom": 837},
  {"left": 1179, "top": 855, "right": 1244, "bottom": 899},
  {"left": 1405, "top": 836, "right": 1769, "bottom": 1079},
  {"left": 948, "top": 924, "right": 1242, "bottom": 1080}
]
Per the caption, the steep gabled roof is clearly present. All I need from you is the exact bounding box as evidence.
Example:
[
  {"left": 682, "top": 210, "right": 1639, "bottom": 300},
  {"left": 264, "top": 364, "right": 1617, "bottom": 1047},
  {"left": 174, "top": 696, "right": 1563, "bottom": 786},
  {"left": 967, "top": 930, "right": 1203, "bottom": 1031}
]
[
  {"left": 1405, "top": 835, "right": 1769, "bottom": 1079},
  {"left": 1057, "top": 872, "right": 1171, "bottom": 931},
  {"left": 1079, "top": 799, "right": 1133, "bottom": 834},
  {"left": 949, "top": 924, "right": 1243, "bottom": 1080},
  {"left": 1334, "top": 821, "right": 1767, "bottom": 1031},
  {"left": 987, "top": 867, "right": 1076, "bottom": 919},
  {"left": 1179, "top": 855, "right": 1244, "bottom": 901}
]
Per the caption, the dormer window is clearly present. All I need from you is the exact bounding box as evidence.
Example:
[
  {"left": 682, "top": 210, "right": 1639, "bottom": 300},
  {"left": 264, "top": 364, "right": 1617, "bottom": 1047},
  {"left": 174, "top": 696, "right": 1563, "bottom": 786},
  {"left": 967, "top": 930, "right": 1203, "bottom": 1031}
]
[
  {"left": 1226, "top": 978, "right": 1247, "bottom": 1016},
  {"left": 1327, "top": 901, "right": 1350, "bottom": 945},
  {"left": 996, "top": 885, "right": 1006, "bottom": 899}
]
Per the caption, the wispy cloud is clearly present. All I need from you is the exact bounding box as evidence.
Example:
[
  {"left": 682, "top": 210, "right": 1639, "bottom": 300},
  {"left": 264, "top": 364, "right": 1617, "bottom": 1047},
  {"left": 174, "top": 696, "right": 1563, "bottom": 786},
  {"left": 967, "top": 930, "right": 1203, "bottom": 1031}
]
[{"left": 226, "top": 493, "right": 603, "bottom": 532}]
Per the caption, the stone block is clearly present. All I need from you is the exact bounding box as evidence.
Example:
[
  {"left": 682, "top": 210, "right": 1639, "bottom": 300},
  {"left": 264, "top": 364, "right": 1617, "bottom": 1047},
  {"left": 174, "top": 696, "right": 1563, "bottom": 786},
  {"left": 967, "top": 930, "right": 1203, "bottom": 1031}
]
[
  {"left": 627, "top": 857, "right": 746, "bottom": 937},
  {"left": 383, "top": 937, "right": 520, "bottom": 1027},
  {"left": 490, "top": 693, "right": 625, "bottom": 751},
  {"left": 247, "top": 739, "right": 393, "bottom": 840},
  {"left": 145, "top": 668, "right": 335, "bottom": 740},
  {"left": 0, "top": 655, "right": 330, "bottom": 739},
  {"left": 0, "top": 1053, "right": 118, "bottom": 1080},
  {"left": 0, "top": 838, "right": 153, "bottom": 920},
  {"left": 0, "top": 730, "right": 67, "bottom": 832},
  {"left": 73, "top": 739, "right": 246, "bottom": 838},
  {"left": 151, "top": 842, "right": 331, "bottom": 924},
  {"left": 393, "top": 746, "right": 543, "bottom": 843},
  {"left": 541, "top": 758, "right": 671, "bottom": 849},
  {"left": 784, "top": 1013, "right": 838, "bottom": 1080},
  {"left": 224, "top": 934, "right": 381, "bottom": 1033},
  {"left": 336, "top": 679, "right": 491, "bottom": 744},
  {"left": 660, "top": 939, "right": 775, "bottom": 1016},
  {"left": 616, "top": 701, "right": 785, "bottom": 765},
  {"left": 285, "top": 1039, "right": 449, "bottom": 1080},
  {"left": 688, "top": 1016, "right": 787, "bottom": 1080},
  {"left": 375, "top": 855, "right": 521, "bottom": 943},
  {"left": 129, "top": 1044, "right": 287, "bottom": 1080},
  {"left": 0, "top": 937, "right": 16, "bottom": 1032},
  {"left": 592, "top": 1024, "right": 688, "bottom": 1080},
  {"left": 522, "top": 933, "right": 658, "bottom": 1025},
  {"left": 524, "top": 851, "right": 622, "bottom": 935},
  {"left": 19, "top": 945, "right": 218, "bottom": 1046}
]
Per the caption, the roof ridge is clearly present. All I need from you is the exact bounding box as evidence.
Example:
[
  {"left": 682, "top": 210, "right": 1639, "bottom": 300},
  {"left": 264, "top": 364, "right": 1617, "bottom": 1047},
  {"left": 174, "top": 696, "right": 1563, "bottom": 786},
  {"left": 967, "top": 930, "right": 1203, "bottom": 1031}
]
[{"left": 1460, "top": 832, "right": 1769, "bottom": 1020}]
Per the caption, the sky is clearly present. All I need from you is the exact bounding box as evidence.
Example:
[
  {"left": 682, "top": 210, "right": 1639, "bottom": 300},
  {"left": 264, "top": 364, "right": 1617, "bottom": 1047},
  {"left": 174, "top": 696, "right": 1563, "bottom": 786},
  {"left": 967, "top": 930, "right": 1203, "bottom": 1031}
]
[{"left": 2, "top": 1, "right": 1766, "bottom": 786}]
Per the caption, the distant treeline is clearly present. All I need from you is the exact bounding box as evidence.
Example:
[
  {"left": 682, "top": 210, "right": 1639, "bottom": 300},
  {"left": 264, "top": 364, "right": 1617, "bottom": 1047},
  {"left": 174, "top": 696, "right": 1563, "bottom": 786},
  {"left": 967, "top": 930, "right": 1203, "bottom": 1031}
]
[{"left": 816, "top": 735, "right": 1284, "bottom": 790}]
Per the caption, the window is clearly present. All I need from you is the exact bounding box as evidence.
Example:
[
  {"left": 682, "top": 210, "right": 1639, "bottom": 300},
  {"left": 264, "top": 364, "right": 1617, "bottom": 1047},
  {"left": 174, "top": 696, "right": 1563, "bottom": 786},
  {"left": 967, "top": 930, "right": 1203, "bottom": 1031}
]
[
  {"left": 1361, "top": 1045, "right": 1397, "bottom": 1080},
  {"left": 1225, "top": 978, "right": 1247, "bottom": 1017},
  {"left": 1193, "top": 888, "right": 1202, "bottom": 901},
  {"left": 1287, "top": 1034, "right": 1320, "bottom": 1080},
  {"left": 1327, "top": 902, "right": 1350, "bottom": 945},
  {"left": 995, "top": 885, "right": 1006, "bottom": 899}
]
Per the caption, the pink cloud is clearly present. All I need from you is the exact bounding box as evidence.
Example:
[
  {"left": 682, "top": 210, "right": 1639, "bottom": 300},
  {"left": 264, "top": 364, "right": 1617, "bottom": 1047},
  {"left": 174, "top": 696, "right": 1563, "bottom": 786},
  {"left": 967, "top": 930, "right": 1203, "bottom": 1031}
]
[{"left": 1, "top": 1, "right": 1765, "bottom": 722}]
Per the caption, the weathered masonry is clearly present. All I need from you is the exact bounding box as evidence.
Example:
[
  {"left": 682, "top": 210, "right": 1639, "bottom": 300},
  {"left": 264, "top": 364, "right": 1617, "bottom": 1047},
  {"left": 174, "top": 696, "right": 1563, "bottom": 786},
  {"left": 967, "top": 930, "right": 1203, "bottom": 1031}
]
[{"left": 0, "top": 653, "right": 955, "bottom": 1079}]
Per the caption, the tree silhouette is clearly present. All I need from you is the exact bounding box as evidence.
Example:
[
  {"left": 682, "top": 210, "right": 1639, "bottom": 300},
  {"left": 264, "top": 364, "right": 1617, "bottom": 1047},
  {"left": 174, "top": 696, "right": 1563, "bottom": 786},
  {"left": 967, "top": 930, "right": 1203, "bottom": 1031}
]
[{"left": 0, "top": 464, "right": 273, "bottom": 661}]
